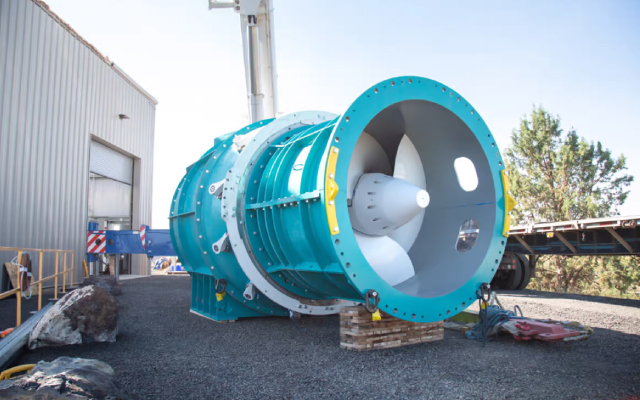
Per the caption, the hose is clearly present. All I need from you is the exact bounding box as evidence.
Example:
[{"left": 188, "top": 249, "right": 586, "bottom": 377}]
[{"left": 0, "top": 364, "right": 36, "bottom": 380}]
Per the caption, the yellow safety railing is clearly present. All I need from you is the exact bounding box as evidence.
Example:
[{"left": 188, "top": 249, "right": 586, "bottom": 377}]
[{"left": 0, "top": 247, "right": 75, "bottom": 328}]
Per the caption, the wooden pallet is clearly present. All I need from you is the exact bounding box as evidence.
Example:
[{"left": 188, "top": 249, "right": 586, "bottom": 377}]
[
  {"left": 3, "top": 262, "right": 19, "bottom": 290},
  {"left": 340, "top": 306, "right": 444, "bottom": 351}
]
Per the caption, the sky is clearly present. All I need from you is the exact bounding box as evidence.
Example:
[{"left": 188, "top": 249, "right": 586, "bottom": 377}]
[{"left": 47, "top": 0, "right": 640, "bottom": 228}]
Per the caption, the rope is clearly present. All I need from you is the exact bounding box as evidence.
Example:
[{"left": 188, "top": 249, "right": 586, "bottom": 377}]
[
  {"left": 466, "top": 290, "right": 592, "bottom": 343},
  {"left": 466, "top": 289, "right": 526, "bottom": 343},
  {"left": 11, "top": 252, "right": 32, "bottom": 300},
  {"left": 465, "top": 305, "right": 526, "bottom": 342}
]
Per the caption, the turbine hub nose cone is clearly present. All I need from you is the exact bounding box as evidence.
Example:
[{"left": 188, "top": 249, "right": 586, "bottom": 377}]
[
  {"left": 416, "top": 190, "right": 430, "bottom": 208},
  {"left": 349, "top": 173, "right": 429, "bottom": 236}
]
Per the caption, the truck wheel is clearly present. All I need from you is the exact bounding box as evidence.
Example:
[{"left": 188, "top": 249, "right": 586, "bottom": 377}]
[
  {"left": 504, "top": 262, "right": 522, "bottom": 290},
  {"left": 491, "top": 271, "right": 509, "bottom": 290},
  {"left": 515, "top": 254, "right": 531, "bottom": 290}
]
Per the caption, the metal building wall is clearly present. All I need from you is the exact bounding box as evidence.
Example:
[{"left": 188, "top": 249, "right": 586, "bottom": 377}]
[{"left": 0, "top": 0, "right": 157, "bottom": 283}]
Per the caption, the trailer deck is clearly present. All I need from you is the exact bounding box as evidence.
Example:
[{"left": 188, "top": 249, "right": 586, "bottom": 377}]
[{"left": 506, "top": 215, "right": 640, "bottom": 256}]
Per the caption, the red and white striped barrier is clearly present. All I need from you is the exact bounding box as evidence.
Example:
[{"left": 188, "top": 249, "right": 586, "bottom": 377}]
[
  {"left": 140, "top": 225, "right": 146, "bottom": 249},
  {"left": 87, "top": 231, "right": 106, "bottom": 253}
]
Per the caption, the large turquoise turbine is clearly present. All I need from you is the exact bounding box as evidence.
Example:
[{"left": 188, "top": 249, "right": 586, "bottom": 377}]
[{"left": 169, "top": 76, "right": 515, "bottom": 323}]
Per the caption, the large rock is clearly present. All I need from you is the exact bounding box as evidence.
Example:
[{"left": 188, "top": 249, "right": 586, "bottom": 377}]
[
  {"left": 0, "top": 356, "right": 125, "bottom": 399},
  {"left": 29, "top": 285, "right": 118, "bottom": 349},
  {"left": 80, "top": 275, "right": 122, "bottom": 296}
]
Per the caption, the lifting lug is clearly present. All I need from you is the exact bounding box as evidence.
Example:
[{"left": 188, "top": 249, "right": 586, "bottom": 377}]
[{"left": 212, "top": 232, "right": 230, "bottom": 254}]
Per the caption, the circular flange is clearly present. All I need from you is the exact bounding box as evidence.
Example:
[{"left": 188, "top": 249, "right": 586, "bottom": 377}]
[
  {"left": 327, "top": 76, "right": 509, "bottom": 322},
  {"left": 223, "top": 111, "right": 359, "bottom": 315}
]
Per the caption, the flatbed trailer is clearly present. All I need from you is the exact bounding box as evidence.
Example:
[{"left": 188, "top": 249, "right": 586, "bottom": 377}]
[{"left": 492, "top": 215, "right": 640, "bottom": 290}]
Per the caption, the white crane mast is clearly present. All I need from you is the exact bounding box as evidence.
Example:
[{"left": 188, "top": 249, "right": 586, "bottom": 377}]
[{"left": 209, "top": 0, "right": 279, "bottom": 123}]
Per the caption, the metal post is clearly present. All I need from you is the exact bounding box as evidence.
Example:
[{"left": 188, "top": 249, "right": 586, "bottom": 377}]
[
  {"left": 16, "top": 251, "right": 22, "bottom": 327},
  {"left": 62, "top": 251, "right": 67, "bottom": 293},
  {"left": 70, "top": 251, "right": 74, "bottom": 286},
  {"left": 115, "top": 255, "right": 120, "bottom": 282},
  {"left": 54, "top": 251, "right": 59, "bottom": 300},
  {"left": 38, "top": 251, "right": 43, "bottom": 311},
  {"left": 16, "top": 290, "right": 21, "bottom": 327}
]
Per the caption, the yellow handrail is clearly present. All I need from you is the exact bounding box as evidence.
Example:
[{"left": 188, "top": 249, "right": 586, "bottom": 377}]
[
  {"left": 29, "top": 268, "right": 74, "bottom": 287},
  {"left": 0, "top": 246, "right": 72, "bottom": 253},
  {"left": 0, "top": 287, "right": 20, "bottom": 301},
  {"left": 0, "top": 247, "right": 75, "bottom": 327}
]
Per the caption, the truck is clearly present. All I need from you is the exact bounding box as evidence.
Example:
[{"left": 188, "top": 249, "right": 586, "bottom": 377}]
[{"left": 492, "top": 215, "right": 640, "bottom": 290}]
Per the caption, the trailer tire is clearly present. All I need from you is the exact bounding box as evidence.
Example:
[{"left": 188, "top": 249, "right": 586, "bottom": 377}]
[
  {"left": 491, "top": 272, "right": 509, "bottom": 290},
  {"left": 515, "top": 254, "right": 531, "bottom": 290},
  {"left": 502, "top": 262, "right": 522, "bottom": 291}
]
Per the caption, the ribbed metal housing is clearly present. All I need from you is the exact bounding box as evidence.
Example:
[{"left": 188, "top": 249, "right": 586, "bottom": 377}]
[
  {"left": 0, "top": 0, "right": 157, "bottom": 282},
  {"left": 171, "top": 77, "right": 510, "bottom": 323}
]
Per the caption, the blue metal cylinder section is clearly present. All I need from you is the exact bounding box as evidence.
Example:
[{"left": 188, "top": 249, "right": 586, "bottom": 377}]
[{"left": 170, "top": 76, "right": 514, "bottom": 323}]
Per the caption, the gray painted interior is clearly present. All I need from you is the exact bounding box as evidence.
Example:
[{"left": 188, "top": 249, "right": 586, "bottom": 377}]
[{"left": 362, "top": 100, "right": 496, "bottom": 298}]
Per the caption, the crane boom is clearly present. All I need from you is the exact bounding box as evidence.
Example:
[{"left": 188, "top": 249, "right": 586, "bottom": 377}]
[{"left": 209, "top": 0, "right": 278, "bottom": 122}]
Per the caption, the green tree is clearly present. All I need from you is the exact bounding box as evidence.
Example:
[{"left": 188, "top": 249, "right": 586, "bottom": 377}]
[
  {"left": 594, "top": 256, "right": 640, "bottom": 298},
  {"left": 505, "top": 106, "right": 634, "bottom": 293}
]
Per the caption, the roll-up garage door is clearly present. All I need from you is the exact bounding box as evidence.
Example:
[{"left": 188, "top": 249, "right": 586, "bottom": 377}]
[{"left": 90, "top": 141, "right": 133, "bottom": 184}]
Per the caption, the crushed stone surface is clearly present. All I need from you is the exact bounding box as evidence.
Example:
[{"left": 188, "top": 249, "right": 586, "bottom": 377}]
[{"left": 15, "top": 277, "right": 640, "bottom": 400}]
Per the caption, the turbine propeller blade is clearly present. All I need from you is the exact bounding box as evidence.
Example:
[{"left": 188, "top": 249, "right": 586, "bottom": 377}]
[
  {"left": 389, "top": 135, "right": 427, "bottom": 252},
  {"left": 346, "top": 131, "right": 392, "bottom": 200},
  {"left": 354, "top": 232, "right": 415, "bottom": 287}
]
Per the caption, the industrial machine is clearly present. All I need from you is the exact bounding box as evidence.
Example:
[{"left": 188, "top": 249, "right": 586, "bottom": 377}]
[
  {"left": 86, "top": 223, "right": 176, "bottom": 279},
  {"left": 169, "top": 76, "right": 515, "bottom": 323},
  {"left": 166, "top": 0, "right": 515, "bottom": 323}
]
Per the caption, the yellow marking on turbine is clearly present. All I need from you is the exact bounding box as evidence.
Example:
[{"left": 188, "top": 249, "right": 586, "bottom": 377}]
[
  {"left": 325, "top": 146, "right": 340, "bottom": 235},
  {"left": 501, "top": 170, "right": 516, "bottom": 237}
]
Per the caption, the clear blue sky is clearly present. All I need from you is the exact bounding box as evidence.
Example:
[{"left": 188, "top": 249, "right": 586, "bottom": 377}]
[{"left": 47, "top": 0, "right": 640, "bottom": 228}]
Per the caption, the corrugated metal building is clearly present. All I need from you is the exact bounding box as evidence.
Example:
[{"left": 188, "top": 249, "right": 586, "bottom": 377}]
[{"left": 0, "top": 0, "right": 157, "bottom": 282}]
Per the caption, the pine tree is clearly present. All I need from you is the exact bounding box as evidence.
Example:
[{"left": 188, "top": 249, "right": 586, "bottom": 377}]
[{"left": 505, "top": 106, "right": 634, "bottom": 293}]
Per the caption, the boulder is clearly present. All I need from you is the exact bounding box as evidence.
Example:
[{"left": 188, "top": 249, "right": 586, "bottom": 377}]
[
  {"left": 0, "top": 356, "right": 125, "bottom": 399},
  {"left": 80, "top": 275, "right": 122, "bottom": 296},
  {"left": 29, "top": 285, "right": 118, "bottom": 349}
]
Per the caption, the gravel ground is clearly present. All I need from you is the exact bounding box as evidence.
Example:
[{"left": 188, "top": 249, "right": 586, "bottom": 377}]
[
  {"left": 11, "top": 276, "right": 640, "bottom": 400},
  {"left": 497, "top": 290, "right": 640, "bottom": 336}
]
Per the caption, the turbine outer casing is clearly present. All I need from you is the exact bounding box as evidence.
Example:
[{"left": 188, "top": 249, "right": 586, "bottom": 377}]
[{"left": 170, "top": 76, "right": 510, "bottom": 323}]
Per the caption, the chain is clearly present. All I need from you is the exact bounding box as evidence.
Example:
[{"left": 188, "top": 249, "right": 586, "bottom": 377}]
[{"left": 475, "top": 282, "right": 491, "bottom": 345}]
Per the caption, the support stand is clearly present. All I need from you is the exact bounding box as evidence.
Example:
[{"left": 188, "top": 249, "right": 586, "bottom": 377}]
[{"left": 340, "top": 305, "right": 444, "bottom": 351}]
